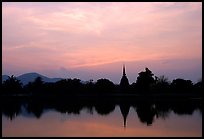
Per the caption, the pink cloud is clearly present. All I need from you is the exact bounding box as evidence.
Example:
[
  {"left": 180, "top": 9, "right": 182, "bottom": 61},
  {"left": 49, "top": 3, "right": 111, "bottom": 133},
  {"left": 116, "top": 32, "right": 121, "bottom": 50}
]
[{"left": 2, "top": 2, "right": 202, "bottom": 82}]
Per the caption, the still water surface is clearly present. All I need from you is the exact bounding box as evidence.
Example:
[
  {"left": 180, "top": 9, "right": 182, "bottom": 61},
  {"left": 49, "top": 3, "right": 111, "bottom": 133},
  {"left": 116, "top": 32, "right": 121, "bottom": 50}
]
[{"left": 2, "top": 103, "right": 202, "bottom": 137}]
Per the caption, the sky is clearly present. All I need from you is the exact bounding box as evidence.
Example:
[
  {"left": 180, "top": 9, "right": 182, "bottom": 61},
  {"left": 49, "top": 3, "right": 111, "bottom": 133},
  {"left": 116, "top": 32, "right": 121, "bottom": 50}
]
[{"left": 2, "top": 2, "right": 202, "bottom": 84}]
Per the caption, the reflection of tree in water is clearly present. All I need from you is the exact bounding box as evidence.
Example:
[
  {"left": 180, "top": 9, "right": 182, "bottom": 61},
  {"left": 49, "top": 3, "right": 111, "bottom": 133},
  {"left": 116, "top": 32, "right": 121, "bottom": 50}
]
[
  {"left": 135, "top": 103, "right": 157, "bottom": 126},
  {"left": 171, "top": 100, "right": 201, "bottom": 115},
  {"left": 95, "top": 103, "right": 115, "bottom": 115},
  {"left": 2, "top": 97, "right": 202, "bottom": 128},
  {"left": 84, "top": 106, "right": 94, "bottom": 115},
  {"left": 198, "top": 109, "right": 202, "bottom": 115},
  {"left": 2, "top": 99, "right": 22, "bottom": 121},
  {"left": 26, "top": 100, "right": 44, "bottom": 118},
  {"left": 54, "top": 103, "right": 83, "bottom": 115},
  {"left": 154, "top": 102, "right": 171, "bottom": 120}
]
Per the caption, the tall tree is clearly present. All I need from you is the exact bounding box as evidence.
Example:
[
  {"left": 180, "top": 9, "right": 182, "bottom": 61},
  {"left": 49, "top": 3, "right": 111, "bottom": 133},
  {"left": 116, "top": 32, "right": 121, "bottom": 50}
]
[
  {"left": 2, "top": 75, "right": 22, "bottom": 94},
  {"left": 136, "top": 68, "right": 155, "bottom": 91}
]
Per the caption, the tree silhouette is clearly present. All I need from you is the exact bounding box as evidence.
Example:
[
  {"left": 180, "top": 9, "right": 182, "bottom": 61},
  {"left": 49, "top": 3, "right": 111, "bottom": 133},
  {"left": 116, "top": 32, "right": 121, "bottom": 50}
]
[
  {"left": 136, "top": 68, "right": 155, "bottom": 91},
  {"left": 2, "top": 75, "right": 22, "bottom": 94},
  {"left": 25, "top": 76, "right": 44, "bottom": 94},
  {"left": 84, "top": 79, "right": 95, "bottom": 93},
  {"left": 171, "top": 78, "right": 193, "bottom": 93},
  {"left": 66, "top": 78, "right": 82, "bottom": 93},
  {"left": 53, "top": 78, "right": 83, "bottom": 94},
  {"left": 54, "top": 79, "right": 68, "bottom": 93},
  {"left": 154, "top": 75, "right": 170, "bottom": 92},
  {"left": 194, "top": 79, "right": 202, "bottom": 94},
  {"left": 95, "top": 78, "right": 115, "bottom": 93}
]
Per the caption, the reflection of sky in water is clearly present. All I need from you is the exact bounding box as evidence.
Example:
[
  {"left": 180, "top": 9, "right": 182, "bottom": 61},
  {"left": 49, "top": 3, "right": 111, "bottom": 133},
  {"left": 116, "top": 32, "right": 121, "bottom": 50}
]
[{"left": 2, "top": 106, "right": 202, "bottom": 137}]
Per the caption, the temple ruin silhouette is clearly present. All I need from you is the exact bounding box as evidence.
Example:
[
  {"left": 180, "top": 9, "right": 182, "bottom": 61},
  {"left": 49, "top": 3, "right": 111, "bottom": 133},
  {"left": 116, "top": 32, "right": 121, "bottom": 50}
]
[{"left": 120, "top": 64, "right": 130, "bottom": 91}]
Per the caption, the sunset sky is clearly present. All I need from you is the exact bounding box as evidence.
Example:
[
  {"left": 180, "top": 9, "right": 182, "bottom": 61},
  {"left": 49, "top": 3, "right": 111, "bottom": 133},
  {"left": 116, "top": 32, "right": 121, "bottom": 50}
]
[{"left": 2, "top": 2, "right": 202, "bottom": 84}]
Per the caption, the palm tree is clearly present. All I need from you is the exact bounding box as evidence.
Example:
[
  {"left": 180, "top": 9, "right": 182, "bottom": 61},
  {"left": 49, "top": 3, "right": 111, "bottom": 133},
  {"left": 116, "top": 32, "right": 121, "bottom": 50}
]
[{"left": 2, "top": 75, "right": 22, "bottom": 94}]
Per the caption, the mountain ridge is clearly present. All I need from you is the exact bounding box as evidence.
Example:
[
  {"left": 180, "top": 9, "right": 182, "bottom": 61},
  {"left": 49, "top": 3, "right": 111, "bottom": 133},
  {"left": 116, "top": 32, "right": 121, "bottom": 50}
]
[{"left": 2, "top": 72, "right": 64, "bottom": 86}]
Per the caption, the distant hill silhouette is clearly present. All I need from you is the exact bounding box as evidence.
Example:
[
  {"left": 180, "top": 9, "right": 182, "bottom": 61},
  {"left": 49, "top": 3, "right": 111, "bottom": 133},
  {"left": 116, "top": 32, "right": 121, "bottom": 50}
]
[
  {"left": 2, "top": 75, "right": 9, "bottom": 83},
  {"left": 3, "top": 73, "right": 63, "bottom": 86}
]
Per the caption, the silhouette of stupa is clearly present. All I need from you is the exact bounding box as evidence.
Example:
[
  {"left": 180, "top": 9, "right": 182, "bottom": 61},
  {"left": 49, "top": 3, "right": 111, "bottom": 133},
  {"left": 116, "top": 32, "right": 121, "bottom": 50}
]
[{"left": 120, "top": 64, "right": 129, "bottom": 90}]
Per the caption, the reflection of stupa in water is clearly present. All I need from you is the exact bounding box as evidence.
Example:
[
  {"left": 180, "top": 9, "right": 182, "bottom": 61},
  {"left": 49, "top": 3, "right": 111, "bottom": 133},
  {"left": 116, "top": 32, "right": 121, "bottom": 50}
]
[
  {"left": 120, "top": 64, "right": 129, "bottom": 90},
  {"left": 119, "top": 104, "right": 130, "bottom": 128}
]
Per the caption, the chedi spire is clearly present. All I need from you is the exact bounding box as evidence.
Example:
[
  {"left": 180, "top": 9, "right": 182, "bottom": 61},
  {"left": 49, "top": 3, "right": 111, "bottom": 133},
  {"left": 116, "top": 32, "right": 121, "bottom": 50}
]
[
  {"left": 120, "top": 64, "right": 129, "bottom": 90},
  {"left": 123, "top": 64, "right": 126, "bottom": 76}
]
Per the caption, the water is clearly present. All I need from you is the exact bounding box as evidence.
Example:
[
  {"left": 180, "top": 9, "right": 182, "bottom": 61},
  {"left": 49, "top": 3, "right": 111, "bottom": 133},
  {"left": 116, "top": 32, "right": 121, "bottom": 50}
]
[{"left": 2, "top": 96, "right": 202, "bottom": 137}]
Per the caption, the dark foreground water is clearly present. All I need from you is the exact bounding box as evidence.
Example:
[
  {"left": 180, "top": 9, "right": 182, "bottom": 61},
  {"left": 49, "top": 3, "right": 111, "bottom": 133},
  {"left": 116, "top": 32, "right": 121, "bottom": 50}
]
[{"left": 2, "top": 96, "right": 202, "bottom": 137}]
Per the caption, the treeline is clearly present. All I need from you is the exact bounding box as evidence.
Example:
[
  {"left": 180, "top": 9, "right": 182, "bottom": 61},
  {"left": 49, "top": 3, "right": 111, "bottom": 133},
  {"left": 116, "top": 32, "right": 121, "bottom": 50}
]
[{"left": 1, "top": 68, "right": 202, "bottom": 95}]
